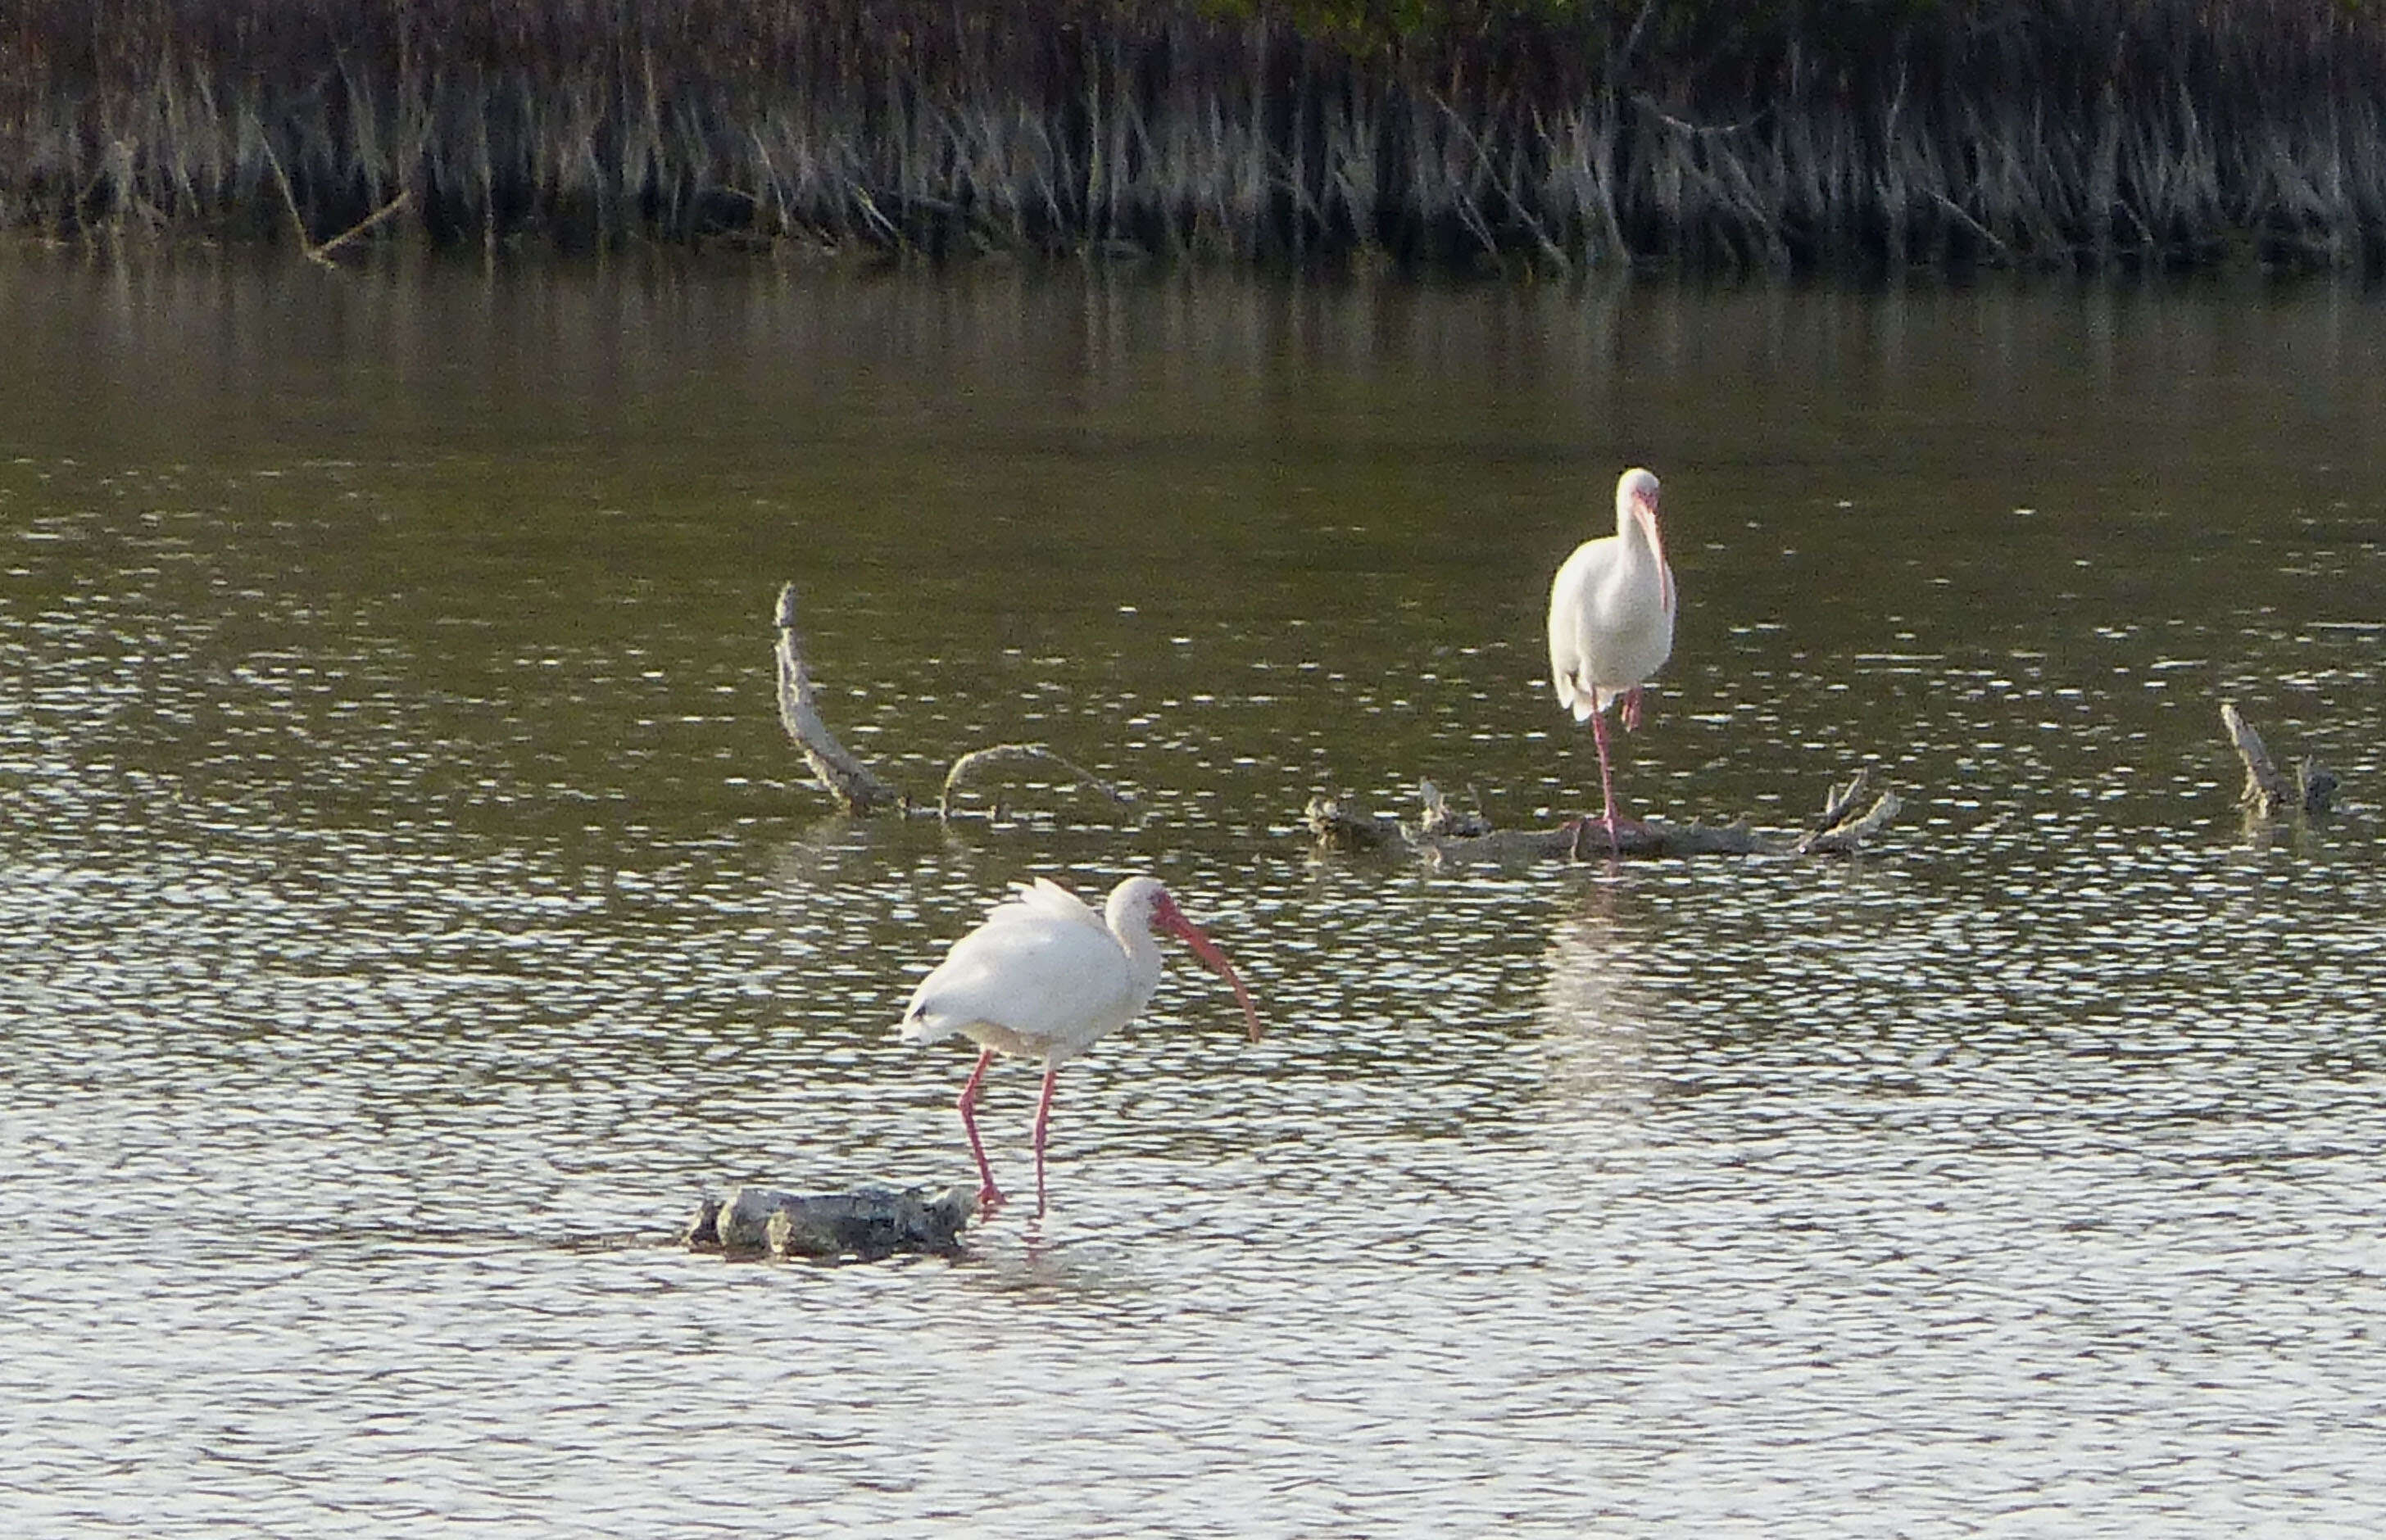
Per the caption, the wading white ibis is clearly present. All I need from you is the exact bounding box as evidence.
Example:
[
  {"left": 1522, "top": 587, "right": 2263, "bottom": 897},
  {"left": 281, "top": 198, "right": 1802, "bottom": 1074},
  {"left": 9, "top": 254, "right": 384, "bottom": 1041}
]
[
  {"left": 896, "top": 876, "right": 1263, "bottom": 1217},
  {"left": 1548, "top": 466, "right": 1677, "bottom": 853}
]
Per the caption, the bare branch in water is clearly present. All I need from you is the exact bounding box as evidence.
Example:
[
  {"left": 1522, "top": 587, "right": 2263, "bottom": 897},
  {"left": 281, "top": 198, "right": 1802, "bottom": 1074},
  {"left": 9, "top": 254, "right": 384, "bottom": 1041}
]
[
  {"left": 774, "top": 582, "right": 903, "bottom": 816},
  {"left": 1789, "top": 768, "right": 1903, "bottom": 854},
  {"left": 2222, "top": 701, "right": 2337, "bottom": 818},
  {"left": 1794, "top": 787, "right": 1905, "bottom": 856},
  {"left": 2222, "top": 700, "right": 2292, "bottom": 813},
  {"left": 311, "top": 190, "right": 412, "bottom": 261},
  {"left": 259, "top": 137, "right": 320, "bottom": 260},
  {"left": 771, "top": 584, "right": 1135, "bottom": 825},
  {"left": 940, "top": 744, "right": 1139, "bottom": 825}
]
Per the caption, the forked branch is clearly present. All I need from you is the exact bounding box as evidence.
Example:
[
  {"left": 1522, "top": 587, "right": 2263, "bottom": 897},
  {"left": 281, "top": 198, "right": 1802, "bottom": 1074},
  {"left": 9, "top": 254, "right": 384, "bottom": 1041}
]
[
  {"left": 940, "top": 745, "right": 1138, "bottom": 822},
  {"left": 773, "top": 582, "right": 1137, "bottom": 825},
  {"left": 775, "top": 582, "right": 904, "bottom": 814},
  {"left": 2221, "top": 701, "right": 2336, "bottom": 818}
]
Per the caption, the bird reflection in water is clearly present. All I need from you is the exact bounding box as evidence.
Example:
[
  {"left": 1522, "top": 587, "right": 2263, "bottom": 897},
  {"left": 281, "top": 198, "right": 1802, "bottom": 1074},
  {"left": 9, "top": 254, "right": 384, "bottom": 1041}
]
[{"left": 1535, "top": 886, "right": 1664, "bottom": 1124}]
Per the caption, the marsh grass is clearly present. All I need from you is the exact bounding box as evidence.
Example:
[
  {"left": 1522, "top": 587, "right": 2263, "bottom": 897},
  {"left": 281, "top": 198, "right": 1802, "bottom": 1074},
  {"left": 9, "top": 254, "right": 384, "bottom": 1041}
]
[{"left": 8, "top": 0, "right": 2386, "bottom": 273}]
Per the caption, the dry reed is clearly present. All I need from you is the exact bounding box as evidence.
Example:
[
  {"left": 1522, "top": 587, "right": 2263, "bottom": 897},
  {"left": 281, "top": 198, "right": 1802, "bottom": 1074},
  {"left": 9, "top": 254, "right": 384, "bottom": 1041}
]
[{"left": 7, "top": 0, "right": 2386, "bottom": 273}]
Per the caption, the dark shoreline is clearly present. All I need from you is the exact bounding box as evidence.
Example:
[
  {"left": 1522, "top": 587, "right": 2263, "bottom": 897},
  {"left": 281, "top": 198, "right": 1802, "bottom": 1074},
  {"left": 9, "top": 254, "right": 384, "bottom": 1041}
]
[{"left": 9, "top": 0, "right": 2386, "bottom": 276}]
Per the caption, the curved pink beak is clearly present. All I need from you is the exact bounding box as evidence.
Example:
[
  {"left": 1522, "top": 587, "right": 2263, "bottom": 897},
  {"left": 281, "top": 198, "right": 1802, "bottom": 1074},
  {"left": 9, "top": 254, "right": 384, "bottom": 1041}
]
[
  {"left": 1156, "top": 900, "right": 1264, "bottom": 1042},
  {"left": 1636, "top": 488, "right": 1675, "bottom": 613}
]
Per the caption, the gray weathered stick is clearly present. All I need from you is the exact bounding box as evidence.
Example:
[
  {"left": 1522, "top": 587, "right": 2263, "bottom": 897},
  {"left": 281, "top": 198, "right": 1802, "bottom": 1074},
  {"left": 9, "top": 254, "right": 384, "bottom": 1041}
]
[
  {"left": 259, "top": 137, "right": 320, "bottom": 260},
  {"left": 310, "top": 189, "right": 412, "bottom": 261},
  {"left": 1415, "top": 779, "right": 1492, "bottom": 838},
  {"left": 1790, "top": 767, "right": 1904, "bottom": 854},
  {"left": 2221, "top": 701, "right": 2292, "bottom": 814},
  {"left": 2222, "top": 701, "right": 2338, "bottom": 817},
  {"left": 773, "top": 585, "right": 1138, "bottom": 822},
  {"left": 1809, "top": 768, "right": 1876, "bottom": 836},
  {"left": 939, "top": 743, "right": 1140, "bottom": 824},
  {"left": 775, "top": 582, "right": 904, "bottom": 815},
  {"left": 1795, "top": 789, "right": 1904, "bottom": 855}
]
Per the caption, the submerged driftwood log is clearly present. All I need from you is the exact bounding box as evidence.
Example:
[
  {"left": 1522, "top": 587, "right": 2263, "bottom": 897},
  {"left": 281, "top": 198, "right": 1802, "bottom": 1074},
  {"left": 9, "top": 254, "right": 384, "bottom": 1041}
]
[
  {"left": 775, "top": 582, "right": 1137, "bottom": 822},
  {"left": 1308, "top": 771, "right": 1902, "bottom": 862},
  {"left": 686, "top": 1184, "right": 977, "bottom": 1261},
  {"left": 2221, "top": 702, "right": 2338, "bottom": 818}
]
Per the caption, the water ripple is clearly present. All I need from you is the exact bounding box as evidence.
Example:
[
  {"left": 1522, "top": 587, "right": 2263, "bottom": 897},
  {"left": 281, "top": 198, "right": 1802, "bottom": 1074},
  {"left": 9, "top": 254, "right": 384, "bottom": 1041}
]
[{"left": 7, "top": 268, "right": 2386, "bottom": 1536}]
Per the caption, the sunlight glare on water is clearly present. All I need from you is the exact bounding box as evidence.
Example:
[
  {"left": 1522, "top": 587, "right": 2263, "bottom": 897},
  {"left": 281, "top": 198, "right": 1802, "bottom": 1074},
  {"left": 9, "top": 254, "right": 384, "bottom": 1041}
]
[{"left": 2, "top": 256, "right": 2384, "bottom": 1535}]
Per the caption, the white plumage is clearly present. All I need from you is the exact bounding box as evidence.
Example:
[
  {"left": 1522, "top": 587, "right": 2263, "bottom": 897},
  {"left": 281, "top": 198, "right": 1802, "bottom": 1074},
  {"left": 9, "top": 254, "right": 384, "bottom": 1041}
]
[
  {"left": 900, "top": 878, "right": 1154, "bottom": 1061},
  {"left": 900, "top": 876, "right": 1261, "bottom": 1217},
  {"left": 1548, "top": 467, "right": 1677, "bottom": 849}
]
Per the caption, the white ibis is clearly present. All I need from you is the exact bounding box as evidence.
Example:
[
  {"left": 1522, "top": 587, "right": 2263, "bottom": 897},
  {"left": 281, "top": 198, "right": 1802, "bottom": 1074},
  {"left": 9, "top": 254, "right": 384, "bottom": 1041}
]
[
  {"left": 896, "top": 876, "right": 1263, "bottom": 1217},
  {"left": 1547, "top": 466, "right": 1677, "bottom": 853}
]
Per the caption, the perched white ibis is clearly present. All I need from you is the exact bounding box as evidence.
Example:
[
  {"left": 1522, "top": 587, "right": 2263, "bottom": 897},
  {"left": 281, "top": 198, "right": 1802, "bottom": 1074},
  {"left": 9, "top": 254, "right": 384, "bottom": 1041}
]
[
  {"left": 1547, "top": 466, "right": 1677, "bottom": 853},
  {"left": 896, "top": 876, "right": 1263, "bottom": 1217}
]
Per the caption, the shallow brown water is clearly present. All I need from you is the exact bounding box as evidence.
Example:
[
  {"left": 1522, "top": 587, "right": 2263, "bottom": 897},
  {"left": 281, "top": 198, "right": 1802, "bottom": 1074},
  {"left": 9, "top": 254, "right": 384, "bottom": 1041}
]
[{"left": 2, "top": 253, "right": 2384, "bottom": 1535}]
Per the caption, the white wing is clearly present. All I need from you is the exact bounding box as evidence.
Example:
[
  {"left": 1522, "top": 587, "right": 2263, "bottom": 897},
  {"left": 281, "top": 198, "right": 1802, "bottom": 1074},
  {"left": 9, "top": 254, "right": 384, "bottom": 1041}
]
[
  {"left": 897, "top": 881, "right": 1136, "bottom": 1058},
  {"left": 1548, "top": 538, "right": 1611, "bottom": 722},
  {"left": 1549, "top": 535, "right": 1674, "bottom": 718}
]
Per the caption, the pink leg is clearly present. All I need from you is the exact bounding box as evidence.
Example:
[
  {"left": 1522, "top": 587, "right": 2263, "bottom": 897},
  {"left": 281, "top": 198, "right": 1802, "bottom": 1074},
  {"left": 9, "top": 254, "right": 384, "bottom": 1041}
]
[
  {"left": 956, "top": 1048, "right": 1005, "bottom": 1215},
  {"left": 1030, "top": 1066, "right": 1060, "bottom": 1217},
  {"left": 1620, "top": 686, "right": 1645, "bottom": 733},
  {"left": 1587, "top": 704, "right": 1622, "bottom": 857}
]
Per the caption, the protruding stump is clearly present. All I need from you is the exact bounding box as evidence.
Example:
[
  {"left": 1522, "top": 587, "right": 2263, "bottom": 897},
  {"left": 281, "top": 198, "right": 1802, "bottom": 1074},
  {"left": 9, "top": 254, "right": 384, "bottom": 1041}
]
[
  {"left": 775, "top": 582, "right": 905, "bottom": 815},
  {"left": 2222, "top": 702, "right": 2336, "bottom": 818},
  {"left": 1794, "top": 769, "right": 1905, "bottom": 854},
  {"left": 687, "top": 1184, "right": 977, "bottom": 1261}
]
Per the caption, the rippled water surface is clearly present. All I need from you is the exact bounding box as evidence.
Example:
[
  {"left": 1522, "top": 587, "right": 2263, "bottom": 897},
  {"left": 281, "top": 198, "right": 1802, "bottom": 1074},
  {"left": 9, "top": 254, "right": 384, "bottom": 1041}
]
[{"left": 4, "top": 256, "right": 2385, "bottom": 1535}]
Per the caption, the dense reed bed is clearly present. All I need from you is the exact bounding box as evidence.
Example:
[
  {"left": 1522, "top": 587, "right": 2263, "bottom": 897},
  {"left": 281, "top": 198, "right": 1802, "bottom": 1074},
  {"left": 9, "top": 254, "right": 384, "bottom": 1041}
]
[{"left": 8, "top": 0, "right": 2386, "bottom": 273}]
